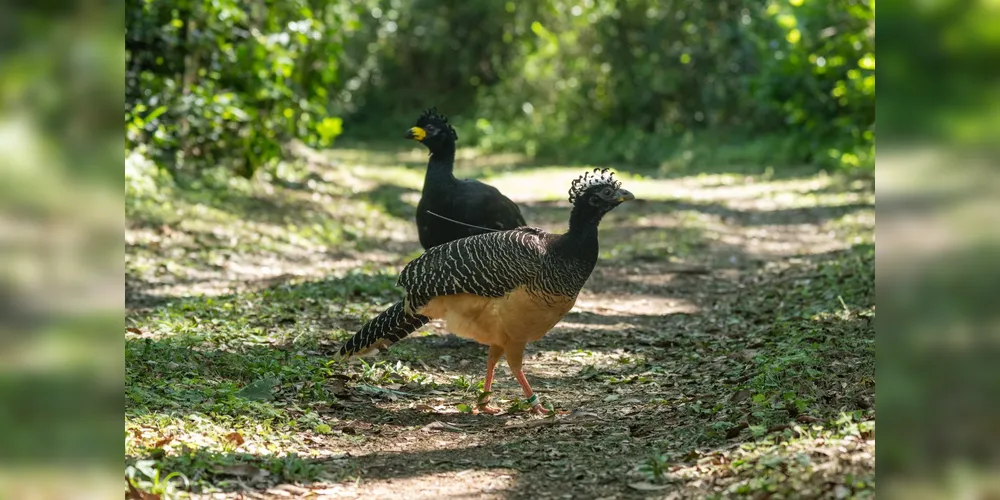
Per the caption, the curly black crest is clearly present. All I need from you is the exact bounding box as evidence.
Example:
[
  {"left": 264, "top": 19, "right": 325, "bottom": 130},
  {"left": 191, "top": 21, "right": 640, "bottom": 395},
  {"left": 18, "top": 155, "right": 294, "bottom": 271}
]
[
  {"left": 416, "top": 107, "right": 458, "bottom": 141},
  {"left": 568, "top": 168, "right": 621, "bottom": 204}
]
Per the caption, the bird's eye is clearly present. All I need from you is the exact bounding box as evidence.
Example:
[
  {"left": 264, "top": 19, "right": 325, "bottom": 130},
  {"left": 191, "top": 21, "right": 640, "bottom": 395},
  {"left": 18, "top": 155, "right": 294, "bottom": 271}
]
[{"left": 601, "top": 187, "right": 613, "bottom": 197}]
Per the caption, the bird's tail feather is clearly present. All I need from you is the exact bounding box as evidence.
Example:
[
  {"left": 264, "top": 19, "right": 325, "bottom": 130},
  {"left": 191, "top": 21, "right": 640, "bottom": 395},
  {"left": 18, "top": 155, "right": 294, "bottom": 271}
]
[{"left": 337, "top": 301, "right": 429, "bottom": 358}]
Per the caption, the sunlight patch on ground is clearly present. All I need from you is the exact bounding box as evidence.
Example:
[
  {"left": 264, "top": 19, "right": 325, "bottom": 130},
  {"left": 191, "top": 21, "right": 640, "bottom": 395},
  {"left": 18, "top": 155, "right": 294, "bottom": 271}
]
[
  {"left": 482, "top": 167, "right": 596, "bottom": 202},
  {"left": 551, "top": 321, "right": 634, "bottom": 333},
  {"left": 574, "top": 294, "right": 700, "bottom": 317},
  {"left": 323, "top": 469, "right": 517, "bottom": 499},
  {"left": 648, "top": 417, "right": 875, "bottom": 498},
  {"left": 714, "top": 223, "right": 848, "bottom": 257},
  {"left": 343, "top": 164, "right": 425, "bottom": 192},
  {"left": 320, "top": 149, "right": 874, "bottom": 216},
  {"left": 483, "top": 167, "right": 873, "bottom": 213}
]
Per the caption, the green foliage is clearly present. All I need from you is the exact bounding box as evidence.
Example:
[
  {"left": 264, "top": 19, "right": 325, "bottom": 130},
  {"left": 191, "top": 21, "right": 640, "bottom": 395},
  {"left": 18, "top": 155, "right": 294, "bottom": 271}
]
[
  {"left": 738, "top": 244, "right": 875, "bottom": 428},
  {"left": 639, "top": 449, "right": 671, "bottom": 482},
  {"left": 879, "top": 0, "right": 1000, "bottom": 146},
  {"left": 126, "top": 460, "right": 189, "bottom": 497},
  {"left": 127, "top": 0, "right": 874, "bottom": 178},
  {"left": 340, "top": 0, "right": 874, "bottom": 171},
  {"left": 126, "top": 0, "right": 352, "bottom": 179}
]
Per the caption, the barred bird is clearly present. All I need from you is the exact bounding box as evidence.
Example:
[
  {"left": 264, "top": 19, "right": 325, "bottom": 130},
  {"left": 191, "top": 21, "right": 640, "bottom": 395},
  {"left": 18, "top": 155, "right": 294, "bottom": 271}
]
[
  {"left": 405, "top": 108, "right": 526, "bottom": 249},
  {"left": 337, "top": 168, "right": 634, "bottom": 414}
]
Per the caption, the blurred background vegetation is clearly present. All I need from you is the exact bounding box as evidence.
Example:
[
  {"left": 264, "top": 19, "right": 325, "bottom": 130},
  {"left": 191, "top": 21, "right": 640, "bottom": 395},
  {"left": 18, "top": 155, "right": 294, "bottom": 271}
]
[{"left": 126, "top": 0, "right": 875, "bottom": 180}]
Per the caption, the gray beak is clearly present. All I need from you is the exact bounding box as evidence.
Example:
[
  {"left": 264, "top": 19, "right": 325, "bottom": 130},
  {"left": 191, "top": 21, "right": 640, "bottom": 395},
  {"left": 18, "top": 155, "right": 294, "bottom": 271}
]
[{"left": 615, "top": 189, "right": 635, "bottom": 203}]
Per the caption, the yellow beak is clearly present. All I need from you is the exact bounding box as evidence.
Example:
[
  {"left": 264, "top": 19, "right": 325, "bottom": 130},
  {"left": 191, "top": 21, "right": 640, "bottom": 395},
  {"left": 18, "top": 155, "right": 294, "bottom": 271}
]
[{"left": 405, "top": 127, "right": 426, "bottom": 141}]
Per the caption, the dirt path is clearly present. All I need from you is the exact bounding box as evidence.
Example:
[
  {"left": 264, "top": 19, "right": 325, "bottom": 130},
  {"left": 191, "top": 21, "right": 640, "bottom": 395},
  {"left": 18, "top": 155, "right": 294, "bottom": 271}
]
[{"left": 125, "top": 155, "right": 875, "bottom": 499}]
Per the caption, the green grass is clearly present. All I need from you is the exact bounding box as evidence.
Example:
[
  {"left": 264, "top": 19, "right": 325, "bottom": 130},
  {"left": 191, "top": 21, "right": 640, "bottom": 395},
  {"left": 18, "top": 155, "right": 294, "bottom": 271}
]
[
  {"left": 654, "top": 412, "right": 875, "bottom": 499},
  {"left": 738, "top": 245, "right": 875, "bottom": 428}
]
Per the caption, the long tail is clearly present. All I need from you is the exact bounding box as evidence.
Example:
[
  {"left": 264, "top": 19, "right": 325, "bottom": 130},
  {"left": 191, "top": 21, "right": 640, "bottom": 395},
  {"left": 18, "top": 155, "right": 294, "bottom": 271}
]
[{"left": 337, "top": 301, "right": 429, "bottom": 357}]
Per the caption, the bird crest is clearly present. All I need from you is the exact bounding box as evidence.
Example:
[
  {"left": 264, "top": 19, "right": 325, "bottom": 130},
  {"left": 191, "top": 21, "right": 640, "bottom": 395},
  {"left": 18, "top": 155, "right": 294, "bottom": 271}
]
[
  {"left": 568, "top": 168, "right": 621, "bottom": 204},
  {"left": 415, "top": 107, "right": 458, "bottom": 141}
]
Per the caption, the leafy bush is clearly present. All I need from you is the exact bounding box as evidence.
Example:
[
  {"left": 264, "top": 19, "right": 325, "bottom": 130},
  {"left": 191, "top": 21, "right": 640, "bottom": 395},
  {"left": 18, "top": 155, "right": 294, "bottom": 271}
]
[
  {"left": 338, "top": 0, "right": 874, "bottom": 171},
  {"left": 125, "top": 0, "right": 352, "bottom": 179},
  {"left": 127, "top": 0, "right": 875, "bottom": 177}
]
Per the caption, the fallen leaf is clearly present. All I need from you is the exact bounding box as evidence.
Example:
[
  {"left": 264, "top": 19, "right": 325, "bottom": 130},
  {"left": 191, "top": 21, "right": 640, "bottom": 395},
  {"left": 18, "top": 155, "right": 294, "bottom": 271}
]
[
  {"left": 730, "top": 389, "right": 751, "bottom": 403},
  {"left": 796, "top": 415, "right": 821, "bottom": 424},
  {"left": 126, "top": 327, "right": 143, "bottom": 335},
  {"left": 726, "top": 422, "right": 749, "bottom": 439},
  {"left": 767, "top": 423, "right": 791, "bottom": 434},
  {"left": 152, "top": 434, "right": 173, "bottom": 448},
  {"left": 834, "top": 484, "right": 851, "bottom": 499},
  {"left": 354, "top": 384, "right": 414, "bottom": 399},
  {"left": 126, "top": 476, "right": 160, "bottom": 500},
  {"left": 628, "top": 482, "right": 671, "bottom": 491},
  {"left": 238, "top": 377, "right": 278, "bottom": 401},
  {"left": 861, "top": 427, "right": 875, "bottom": 440},
  {"left": 327, "top": 379, "right": 350, "bottom": 398},
  {"left": 421, "top": 421, "right": 469, "bottom": 433},
  {"left": 212, "top": 464, "right": 270, "bottom": 478},
  {"left": 272, "top": 484, "right": 310, "bottom": 495},
  {"left": 311, "top": 488, "right": 345, "bottom": 496},
  {"left": 225, "top": 432, "right": 245, "bottom": 446}
]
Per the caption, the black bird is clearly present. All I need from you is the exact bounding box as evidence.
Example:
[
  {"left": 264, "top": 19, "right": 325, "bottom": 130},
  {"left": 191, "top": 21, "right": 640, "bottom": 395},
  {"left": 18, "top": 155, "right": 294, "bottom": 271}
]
[
  {"left": 405, "top": 108, "right": 526, "bottom": 249},
  {"left": 337, "top": 168, "right": 634, "bottom": 413}
]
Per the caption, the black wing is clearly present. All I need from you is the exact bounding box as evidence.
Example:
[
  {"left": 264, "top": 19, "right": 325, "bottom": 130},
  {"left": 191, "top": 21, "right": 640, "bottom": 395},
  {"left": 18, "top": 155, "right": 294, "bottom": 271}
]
[{"left": 454, "top": 180, "right": 526, "bottom": 230}]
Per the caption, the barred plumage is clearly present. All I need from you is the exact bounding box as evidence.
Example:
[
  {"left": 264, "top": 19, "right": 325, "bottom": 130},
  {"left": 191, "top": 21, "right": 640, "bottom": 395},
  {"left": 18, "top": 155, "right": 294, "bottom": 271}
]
[
  {"left": 336, "top": 228, "right": 551, "bottom": 357},
  {"left": 335, "top": 168, "right": 634, "bottom": 414},
  {"left": 337, "top": 301, "right": 429, "bottom": 357},
  {"left": 399, "top": 227, "right": 552, "bottom": 313}
]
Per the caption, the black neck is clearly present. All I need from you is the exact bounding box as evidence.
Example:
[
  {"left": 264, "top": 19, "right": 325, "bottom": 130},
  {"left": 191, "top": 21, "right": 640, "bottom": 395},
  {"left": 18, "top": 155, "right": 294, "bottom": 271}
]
[
  {"left": 567, "top": 202, "right": 605, "bottom": 237},
  {"left": 424, "top": 143, "right": 457, "bottom": 185},
  {"left": 552, "top": 203, "right": 603, "bottom": 263}
]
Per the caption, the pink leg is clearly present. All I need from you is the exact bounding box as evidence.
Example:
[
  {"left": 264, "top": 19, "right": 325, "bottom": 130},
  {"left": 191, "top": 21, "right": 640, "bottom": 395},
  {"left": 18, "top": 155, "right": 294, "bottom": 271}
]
[
  {"left": 478, "top": 345, "right": 504, "bottom": 414},
  {"left": 506, "top": 343, "right": 552, "bottom": 415}
]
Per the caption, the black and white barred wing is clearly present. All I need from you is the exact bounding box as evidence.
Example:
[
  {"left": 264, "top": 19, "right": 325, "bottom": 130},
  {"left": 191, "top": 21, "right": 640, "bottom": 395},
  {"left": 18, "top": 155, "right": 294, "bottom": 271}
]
[{"left": 398, "top": 227, "right": 548, "bottom": 311}]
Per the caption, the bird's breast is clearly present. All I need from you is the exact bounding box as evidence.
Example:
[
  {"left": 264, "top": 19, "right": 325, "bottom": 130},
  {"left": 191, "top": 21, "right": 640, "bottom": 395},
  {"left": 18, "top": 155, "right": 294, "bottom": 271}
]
[{"left": 417, "top": 287, "right": 577, "bottom": 347}]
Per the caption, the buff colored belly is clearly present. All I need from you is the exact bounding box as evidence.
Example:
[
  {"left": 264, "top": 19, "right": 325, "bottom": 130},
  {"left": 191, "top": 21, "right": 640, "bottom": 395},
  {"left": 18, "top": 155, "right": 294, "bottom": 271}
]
[{"left": 418, "top": 287, "right": 577, "bottom": 347}]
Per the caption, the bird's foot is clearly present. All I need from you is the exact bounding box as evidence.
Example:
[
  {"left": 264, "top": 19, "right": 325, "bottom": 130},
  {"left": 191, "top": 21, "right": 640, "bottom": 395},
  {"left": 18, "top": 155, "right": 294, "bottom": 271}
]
[
  {"left": 477, "top": 404, "right": 502, "bottom": 415},
  {"left": 530, "top": 404, "right": 555, "bottom": 415}
]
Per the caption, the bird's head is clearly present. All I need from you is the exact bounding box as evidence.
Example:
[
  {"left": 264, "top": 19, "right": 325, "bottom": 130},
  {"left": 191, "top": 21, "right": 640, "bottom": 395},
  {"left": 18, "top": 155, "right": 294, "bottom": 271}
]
[
  {"left": 568, "top": 168, "right": 634, "bottom": 217},
  {"left": 405, "top": 107, "right": 458, "bottom": 152}
]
